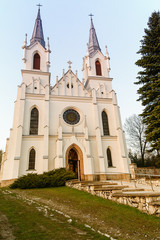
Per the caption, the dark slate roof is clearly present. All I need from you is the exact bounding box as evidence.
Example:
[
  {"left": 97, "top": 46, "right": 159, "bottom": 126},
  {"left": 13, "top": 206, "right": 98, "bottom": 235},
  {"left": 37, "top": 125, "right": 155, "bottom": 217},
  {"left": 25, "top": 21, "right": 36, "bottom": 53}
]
[
  {"left": 88, "top": 18, "right": 101, "bottom": 56},
  {"left": 30, "top": 8, "right": 45, "bottom": 48}
]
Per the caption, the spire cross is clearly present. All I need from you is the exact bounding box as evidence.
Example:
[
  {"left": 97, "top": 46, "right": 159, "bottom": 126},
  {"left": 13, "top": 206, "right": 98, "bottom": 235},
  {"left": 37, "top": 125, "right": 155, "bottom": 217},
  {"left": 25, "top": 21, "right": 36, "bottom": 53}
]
[
  {"left": 89, "top": 13, "right": 94, "bottom": 19},
  {"left": 67, "top": 60, "right": 72, "bottom": 69},
  {"left": 37, "top": 3, "right": 42, "bottom": 9}
]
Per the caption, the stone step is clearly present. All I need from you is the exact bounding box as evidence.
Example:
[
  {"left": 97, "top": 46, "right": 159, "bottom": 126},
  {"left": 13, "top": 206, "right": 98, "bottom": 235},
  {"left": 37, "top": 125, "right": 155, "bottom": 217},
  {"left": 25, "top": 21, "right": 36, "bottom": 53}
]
[
  {"left": 112, "top": 191, "right": 160, "bottom": 197},
  {"left": 122, "top": 188, "right": 145, "bottom": 192},
  {"left": 80, "top": 182, "right": 116, "bottom": 187},
  {"left": 88, "top": 183, "right": 118, "bottom": 189},
  {"left": 94, "top": 185, "right": 129, "bottom": 191},
  {"left": 88, "top": 183, "right": 118, "bottom": 186}
]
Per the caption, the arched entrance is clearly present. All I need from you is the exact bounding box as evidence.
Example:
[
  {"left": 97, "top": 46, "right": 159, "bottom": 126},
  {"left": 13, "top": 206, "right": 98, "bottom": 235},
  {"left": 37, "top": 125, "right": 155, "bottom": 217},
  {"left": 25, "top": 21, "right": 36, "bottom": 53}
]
[{"left": 66, "top": 144, "right": 84, "bottom": 180}]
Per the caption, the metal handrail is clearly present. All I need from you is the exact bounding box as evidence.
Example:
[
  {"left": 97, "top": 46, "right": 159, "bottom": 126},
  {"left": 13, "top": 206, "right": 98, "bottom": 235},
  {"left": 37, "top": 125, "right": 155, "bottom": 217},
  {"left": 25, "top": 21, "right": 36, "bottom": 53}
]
[{"left": 104, "top": 171, "right": 160, "bottom": 191}]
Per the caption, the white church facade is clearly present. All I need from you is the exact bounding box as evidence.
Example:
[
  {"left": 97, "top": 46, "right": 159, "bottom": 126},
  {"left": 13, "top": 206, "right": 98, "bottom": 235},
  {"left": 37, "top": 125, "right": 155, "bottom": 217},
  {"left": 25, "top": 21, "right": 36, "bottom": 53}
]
[{"left": 0, "top": 8, "right": 130, "bottom": 186}]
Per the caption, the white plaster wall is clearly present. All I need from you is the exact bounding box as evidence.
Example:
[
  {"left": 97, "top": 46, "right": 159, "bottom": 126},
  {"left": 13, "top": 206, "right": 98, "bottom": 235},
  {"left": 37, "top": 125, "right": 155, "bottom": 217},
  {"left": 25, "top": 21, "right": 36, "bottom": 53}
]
[
  {"left": 89, "top": 51, "right": 108, "bottom": 77},
  {"left": 98, "top": 102, "right": 117, "bottom": 136},
  {"left": 83, "top": 50, "right": 109, "bottom": 80},
  {"left": 22, "top": 71, "right": 50, "bottom": 87},
  {"left": 23, "top": 98, "right": 45, "bottom": 135},
  {"left": 89, "top": 139, "right": 100, "bottom": 173},
  {"left": 24, "top": 42, "right": 48, "bottom": 72},
  {"left": 48, "top": 138, "right": 57, "bottom": 170},
  {"left": 102, "top": 139, "right": 121, "bottom": 172},
  {"left": 49, "top": 99, "right": 96, "bottom": 136},
  {"left": 19, "top": 137, "right": 44, "bottom": 176}
]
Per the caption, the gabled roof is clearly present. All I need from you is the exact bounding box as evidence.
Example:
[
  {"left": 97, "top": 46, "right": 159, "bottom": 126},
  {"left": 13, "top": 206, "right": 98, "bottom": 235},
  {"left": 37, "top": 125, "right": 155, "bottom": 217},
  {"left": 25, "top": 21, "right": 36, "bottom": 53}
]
[
  {"left": 88, "top": 17, "right": 101, "bottom": 56},
  {"left": 51, "top": 69, "right": 91, "bottom": 97},
  {"left": 30, "top": 8, "right": 45, "bottom": 48}
]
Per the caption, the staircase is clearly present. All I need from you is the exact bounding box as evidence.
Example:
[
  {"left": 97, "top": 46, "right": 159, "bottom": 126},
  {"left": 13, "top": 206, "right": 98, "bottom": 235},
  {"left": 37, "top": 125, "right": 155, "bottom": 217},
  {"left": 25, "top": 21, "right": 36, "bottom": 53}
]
[{"left": 66, "top": 180, "right": 160, "bottom": 216}]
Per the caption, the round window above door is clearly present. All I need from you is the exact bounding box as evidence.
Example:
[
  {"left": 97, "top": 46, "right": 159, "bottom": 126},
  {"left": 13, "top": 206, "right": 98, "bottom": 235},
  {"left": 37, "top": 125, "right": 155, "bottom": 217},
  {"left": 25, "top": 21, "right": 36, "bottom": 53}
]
[{"left": 63, "top": 109, "right": 80, "bottom": 125}]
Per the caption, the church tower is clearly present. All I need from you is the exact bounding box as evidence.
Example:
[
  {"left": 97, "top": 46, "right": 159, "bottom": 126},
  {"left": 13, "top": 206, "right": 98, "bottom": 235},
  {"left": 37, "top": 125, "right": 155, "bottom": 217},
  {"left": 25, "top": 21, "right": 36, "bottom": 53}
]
[
  {"left": 82, "top": 16, "right": 130, "bottom": 178},
  {"left": 0, "top": 11, "right": 130, "bottom": 186},
  {"left": 0, "top": 7, "right": 51, "bottom": 183}
]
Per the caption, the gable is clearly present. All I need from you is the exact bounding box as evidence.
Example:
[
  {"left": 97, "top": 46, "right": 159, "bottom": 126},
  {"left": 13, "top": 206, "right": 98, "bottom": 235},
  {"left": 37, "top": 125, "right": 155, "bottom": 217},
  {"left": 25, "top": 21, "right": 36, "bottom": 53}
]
[{"left": 51, "top": 70, "right": 91, "bottom": 97}]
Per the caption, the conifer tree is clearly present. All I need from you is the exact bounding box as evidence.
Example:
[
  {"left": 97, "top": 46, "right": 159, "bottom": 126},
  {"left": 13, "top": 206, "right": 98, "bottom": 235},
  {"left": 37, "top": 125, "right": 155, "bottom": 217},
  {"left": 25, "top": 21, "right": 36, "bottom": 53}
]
[{"left": 135, "top": 11, "right": 160, "bottom": 153}]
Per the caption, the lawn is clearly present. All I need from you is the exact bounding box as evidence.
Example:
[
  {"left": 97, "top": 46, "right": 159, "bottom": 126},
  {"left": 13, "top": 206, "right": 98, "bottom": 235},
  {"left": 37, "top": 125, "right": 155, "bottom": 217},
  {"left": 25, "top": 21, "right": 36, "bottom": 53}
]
[{"left": 0, "top": 186, "right": 160, "bottom": 240}]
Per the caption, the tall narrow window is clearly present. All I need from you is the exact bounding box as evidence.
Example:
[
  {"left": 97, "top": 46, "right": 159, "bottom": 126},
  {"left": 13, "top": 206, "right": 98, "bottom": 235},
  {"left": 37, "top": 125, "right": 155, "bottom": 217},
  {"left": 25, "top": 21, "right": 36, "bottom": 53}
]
[
  {"left": 95, "top": 60, "right": 102, "bottom": 76},
  {"left": 29, "top": 148, "right": 36, "bottom": 170},
  {"left": 107, "top": 148, "right": 113, "bottom": 167},
  {"left": 30, "top": 108, "right": 39, "bottom": 135},
  {"left": 33, "top": 53, "right": 40, "bottom": 70},
  {"left": 102, "top": 111, "right": 110, "bottom": 135}
]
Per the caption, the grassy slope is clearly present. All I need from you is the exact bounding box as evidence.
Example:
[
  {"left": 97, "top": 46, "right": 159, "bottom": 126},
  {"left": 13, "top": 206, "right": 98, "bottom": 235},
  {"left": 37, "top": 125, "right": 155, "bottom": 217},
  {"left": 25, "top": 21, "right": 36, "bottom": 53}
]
[
  {"left": 1, "top": 186, "right": 160, "bottom": 239},
  {"left": 0, "top": 189, "right": 108, "bottom": 240}
]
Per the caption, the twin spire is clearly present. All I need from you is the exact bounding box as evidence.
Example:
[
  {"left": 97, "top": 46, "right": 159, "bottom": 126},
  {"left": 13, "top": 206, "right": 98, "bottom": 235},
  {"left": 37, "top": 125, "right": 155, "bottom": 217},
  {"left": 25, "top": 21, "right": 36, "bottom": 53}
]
[
  {"left": 30, "top": 8, "right": 101, "bottom": 55},
  {"left": 30, "top": 7, "right": 45, "bottom": 48},
  {"left": 88, "top": 16, "right": 101, "bottom": 56}
]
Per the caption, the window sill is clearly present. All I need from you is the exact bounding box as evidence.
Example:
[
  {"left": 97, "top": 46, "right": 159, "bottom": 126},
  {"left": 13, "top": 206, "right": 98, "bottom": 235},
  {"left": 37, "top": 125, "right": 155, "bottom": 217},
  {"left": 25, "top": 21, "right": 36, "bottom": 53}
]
[{"left": 108, "top": 166, "right": 116, "bottom": 168}]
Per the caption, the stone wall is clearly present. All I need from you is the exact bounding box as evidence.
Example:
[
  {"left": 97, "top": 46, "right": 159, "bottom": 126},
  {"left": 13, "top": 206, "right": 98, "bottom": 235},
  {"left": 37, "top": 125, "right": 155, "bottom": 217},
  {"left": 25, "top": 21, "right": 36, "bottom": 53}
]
[
  {"left": 66, "top": 181, "right": 160, "bottom": 216},
  {"left": 130, "top": 163, "right": 160, "bottom": 179}
]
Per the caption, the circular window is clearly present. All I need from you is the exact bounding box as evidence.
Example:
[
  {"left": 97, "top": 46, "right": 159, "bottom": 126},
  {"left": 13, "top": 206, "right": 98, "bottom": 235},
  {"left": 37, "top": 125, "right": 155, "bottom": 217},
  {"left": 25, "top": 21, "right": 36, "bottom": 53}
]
[{"left": 63, "top": 109, "right": 80, "bottom": 125}]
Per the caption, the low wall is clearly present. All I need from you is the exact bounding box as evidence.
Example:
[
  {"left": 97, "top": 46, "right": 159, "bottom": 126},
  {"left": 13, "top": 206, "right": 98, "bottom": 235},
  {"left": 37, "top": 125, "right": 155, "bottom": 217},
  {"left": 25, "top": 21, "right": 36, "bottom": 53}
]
[
  {"left": 0, "top": 179, "right": 16, "bottom": 187},
  {"left": 66, "top": 181, "right": 160, "bottom": 216},
  {"left": 130, "top": 163, "right": 160, "bottom": 179}
]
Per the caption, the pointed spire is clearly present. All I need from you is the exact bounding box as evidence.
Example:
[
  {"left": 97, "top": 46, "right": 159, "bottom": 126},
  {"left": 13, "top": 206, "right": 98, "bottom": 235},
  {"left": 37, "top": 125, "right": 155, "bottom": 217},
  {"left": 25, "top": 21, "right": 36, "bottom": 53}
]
[
  {"left": 88, "top": 15, "right": 101, "bottom": 56},
  {"left": 30, "top": 6, "right": 45, "bottom": 48}
]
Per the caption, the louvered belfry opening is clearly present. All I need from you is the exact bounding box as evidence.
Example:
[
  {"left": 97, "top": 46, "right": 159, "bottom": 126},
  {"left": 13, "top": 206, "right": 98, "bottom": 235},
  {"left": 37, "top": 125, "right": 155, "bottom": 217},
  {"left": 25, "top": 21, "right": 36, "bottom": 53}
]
[
  {"left": 95, "top": 60, "right": 102, "bottom": 76},
  {"left": 33, "top": 53, "right": 40, "bottom": 70},
  {"left": 102, "top": 111, "right": 110, "bottom": 135},
  {"left": 30, "top": 108, "right": 39, "bottom": 135},
  {"left": 29, "top": 148, "right": 36, "bottom": 170},
  {"left": 107, "top": 148, "right": 113, "bottom": 167}
]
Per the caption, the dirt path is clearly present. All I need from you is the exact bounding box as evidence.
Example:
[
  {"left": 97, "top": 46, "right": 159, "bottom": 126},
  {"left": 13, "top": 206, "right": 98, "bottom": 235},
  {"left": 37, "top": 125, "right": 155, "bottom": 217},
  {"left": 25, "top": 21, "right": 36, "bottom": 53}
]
[{"left": 0, "top": 212, "right": 15, "bottom": 240}]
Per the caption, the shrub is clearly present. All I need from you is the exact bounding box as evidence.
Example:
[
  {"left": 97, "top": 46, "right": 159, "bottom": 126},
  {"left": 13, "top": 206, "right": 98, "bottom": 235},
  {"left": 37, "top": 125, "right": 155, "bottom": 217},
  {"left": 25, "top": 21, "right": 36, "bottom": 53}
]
[{"left": 10, "top": 168, "right": 76, "bottom": 189}]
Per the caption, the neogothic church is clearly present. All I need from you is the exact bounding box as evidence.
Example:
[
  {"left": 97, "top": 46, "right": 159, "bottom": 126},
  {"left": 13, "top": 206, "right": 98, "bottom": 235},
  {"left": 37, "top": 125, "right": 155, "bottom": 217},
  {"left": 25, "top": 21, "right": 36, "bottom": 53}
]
[{"left": 0, "top": 8, "right": 130, "bottom": 186}]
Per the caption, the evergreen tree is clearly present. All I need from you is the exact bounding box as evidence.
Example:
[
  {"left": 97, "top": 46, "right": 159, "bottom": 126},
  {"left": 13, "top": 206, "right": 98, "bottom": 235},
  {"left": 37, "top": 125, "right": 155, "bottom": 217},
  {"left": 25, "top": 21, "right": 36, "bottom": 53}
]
[{"left": 135, "top": 11, "right": 160, "bottom": 153}]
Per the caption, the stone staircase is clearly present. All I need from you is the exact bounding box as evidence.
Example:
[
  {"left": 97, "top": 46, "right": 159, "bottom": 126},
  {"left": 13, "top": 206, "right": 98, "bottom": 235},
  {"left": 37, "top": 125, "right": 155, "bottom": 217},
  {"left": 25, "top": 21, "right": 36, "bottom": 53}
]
[{"left": 66, "top": 180, "right": 160, "bottom": 216}]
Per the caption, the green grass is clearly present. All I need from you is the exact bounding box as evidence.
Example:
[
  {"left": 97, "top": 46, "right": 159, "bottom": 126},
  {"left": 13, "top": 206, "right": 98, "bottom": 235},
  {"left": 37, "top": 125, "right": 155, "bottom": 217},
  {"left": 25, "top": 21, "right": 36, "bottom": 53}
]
[
  {"left": 0, "top": 188, "right": 109, "bottom": 240},
  {"left": 1, "top": 186, "right": 160, "bottom": 239}
]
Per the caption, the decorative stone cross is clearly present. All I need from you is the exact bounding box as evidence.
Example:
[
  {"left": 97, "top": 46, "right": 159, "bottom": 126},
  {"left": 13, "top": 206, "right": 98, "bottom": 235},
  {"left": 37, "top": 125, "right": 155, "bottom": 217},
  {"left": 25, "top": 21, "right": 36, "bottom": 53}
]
[
  {"left": 67, "top": 60, "right": 72, "bottom": 69},
  {"left": 37, "top": 3, "right": 42, "bottom": 9},
  {"left": 89, "top": 13, "right": 94, "bottom": 19}
]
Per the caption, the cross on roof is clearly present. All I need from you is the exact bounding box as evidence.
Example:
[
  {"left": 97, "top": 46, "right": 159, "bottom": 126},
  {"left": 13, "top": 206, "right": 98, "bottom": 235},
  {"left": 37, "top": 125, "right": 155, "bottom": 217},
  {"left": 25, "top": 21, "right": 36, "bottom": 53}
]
[
  {"left": 37, "top": 3, "right": 42, "bottom": 9},
  {"left": 89, "top": 13, "right": 94, "bottom": 19},
  {"left": 67, "top": 60, "right": 72, "bottom": 69}
]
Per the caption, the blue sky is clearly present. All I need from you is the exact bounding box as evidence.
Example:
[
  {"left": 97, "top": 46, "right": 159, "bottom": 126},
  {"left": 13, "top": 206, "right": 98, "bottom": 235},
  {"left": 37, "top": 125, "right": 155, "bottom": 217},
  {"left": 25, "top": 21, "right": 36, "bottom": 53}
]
[{"left": 0, "top": 0, "right": 159, "bottom": 150}]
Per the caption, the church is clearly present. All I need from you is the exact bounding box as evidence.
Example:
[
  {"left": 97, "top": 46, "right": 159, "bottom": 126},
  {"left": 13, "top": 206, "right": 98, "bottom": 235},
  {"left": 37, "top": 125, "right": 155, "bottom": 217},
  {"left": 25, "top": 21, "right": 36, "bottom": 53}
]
[{"left": 0, "top": 8, "right": 130, "bottom": 186}]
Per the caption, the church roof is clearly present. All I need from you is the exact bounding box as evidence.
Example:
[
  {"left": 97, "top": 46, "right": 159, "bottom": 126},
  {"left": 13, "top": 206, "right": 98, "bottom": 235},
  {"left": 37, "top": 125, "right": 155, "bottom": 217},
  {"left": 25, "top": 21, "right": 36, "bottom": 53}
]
[
  {"left": 30, "top": 8, "right": 45, "bottom": 48},
  {"left": 88, "top": 17, "right": 101, "bottom": 56}
]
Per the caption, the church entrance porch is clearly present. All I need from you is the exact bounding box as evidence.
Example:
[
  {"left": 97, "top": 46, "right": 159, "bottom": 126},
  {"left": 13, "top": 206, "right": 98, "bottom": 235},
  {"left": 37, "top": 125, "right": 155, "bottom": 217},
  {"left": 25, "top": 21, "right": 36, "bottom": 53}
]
[{"left": 66, "top": 144, "right": 84, "bottom": 180}]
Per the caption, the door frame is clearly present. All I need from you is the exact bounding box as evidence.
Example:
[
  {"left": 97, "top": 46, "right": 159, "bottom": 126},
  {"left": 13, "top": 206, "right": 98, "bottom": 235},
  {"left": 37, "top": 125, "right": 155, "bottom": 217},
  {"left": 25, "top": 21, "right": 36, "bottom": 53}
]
[{"left": 65, "top": 144, "right": 84, "bottom": 180}]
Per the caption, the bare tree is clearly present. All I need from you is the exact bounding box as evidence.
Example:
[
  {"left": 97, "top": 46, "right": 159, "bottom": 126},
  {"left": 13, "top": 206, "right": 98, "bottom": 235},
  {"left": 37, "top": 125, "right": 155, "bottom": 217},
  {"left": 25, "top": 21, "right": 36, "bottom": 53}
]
[{"left": 124, "top": 114, "right": 147, "bottom": 166}]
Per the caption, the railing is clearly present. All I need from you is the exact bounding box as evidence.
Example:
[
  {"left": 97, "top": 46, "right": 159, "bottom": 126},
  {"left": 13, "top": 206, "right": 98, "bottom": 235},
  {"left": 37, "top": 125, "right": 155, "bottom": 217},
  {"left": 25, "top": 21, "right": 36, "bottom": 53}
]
[
  {"left": 105, "top": 172, "right": 160, "bottom": 191},
  {"left": 133, "top": 173, "right": 160, "bottom": 191}
]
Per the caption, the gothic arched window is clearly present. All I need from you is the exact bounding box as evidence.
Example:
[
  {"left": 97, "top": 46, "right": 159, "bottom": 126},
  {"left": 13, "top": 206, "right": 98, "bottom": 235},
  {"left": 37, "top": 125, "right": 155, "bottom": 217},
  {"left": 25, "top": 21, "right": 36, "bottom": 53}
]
[
  {"left": 30, "top": 108, "right": 39, "bottom": 135},
  {"left": 102, "top": 111, "right": 110, "bottom": 135},
  {"left": 29, "top": 148, "right": 36, "bottom": 170},
  {"left": 95, "top": 60, "right": 102, "bottom": 76},
  {"left": 107, "top": 148, "right": 113, "bottom": 167},
  {"left": 33, "top": 53, "right": 40, "bottom": 70}
]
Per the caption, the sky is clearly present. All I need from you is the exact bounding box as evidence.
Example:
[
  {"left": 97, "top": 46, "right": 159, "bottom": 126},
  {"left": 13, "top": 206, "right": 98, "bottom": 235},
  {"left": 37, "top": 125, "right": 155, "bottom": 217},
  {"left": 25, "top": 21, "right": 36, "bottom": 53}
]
[{"left": 0, "top": 0, "right": 159, "bottom": 150}]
